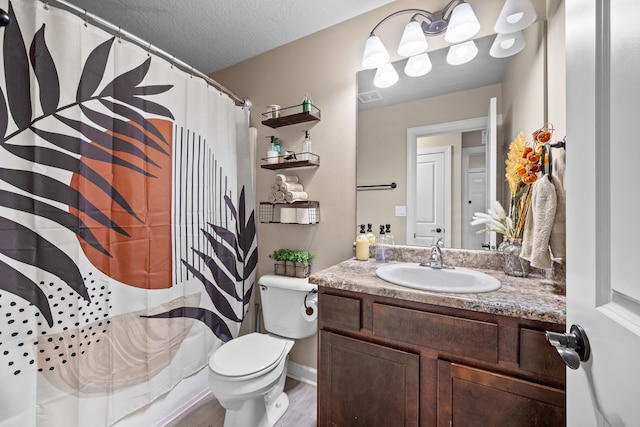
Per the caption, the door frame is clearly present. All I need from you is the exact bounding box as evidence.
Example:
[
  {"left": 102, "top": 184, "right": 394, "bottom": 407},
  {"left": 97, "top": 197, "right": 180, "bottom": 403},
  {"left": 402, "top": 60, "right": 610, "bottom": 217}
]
[{"left": 406, "top": 117, "right": 488, "bottom": 248}]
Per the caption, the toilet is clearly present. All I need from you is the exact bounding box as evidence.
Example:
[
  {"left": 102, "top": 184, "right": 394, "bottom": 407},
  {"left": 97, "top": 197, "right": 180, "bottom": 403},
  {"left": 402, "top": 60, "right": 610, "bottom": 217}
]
[{"left": 208, "top": 274, "right": 318, "bottom": 427}]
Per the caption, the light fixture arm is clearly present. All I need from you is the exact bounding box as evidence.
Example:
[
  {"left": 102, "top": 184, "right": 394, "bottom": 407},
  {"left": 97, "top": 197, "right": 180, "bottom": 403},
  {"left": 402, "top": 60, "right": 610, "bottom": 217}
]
[{"left": 367, "top": 0, "right": 464, "bottom": 37}]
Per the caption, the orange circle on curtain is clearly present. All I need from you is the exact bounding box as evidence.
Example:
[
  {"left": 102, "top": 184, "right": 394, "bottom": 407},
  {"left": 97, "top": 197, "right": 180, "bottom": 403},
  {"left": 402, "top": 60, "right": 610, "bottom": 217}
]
[{"left": 70, "top": 119, "right": 173, "bottom": 289}]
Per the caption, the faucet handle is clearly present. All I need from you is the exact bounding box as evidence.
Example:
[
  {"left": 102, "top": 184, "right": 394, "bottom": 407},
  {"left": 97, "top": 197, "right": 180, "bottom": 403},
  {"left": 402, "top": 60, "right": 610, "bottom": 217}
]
[{"left": 436, "top": 237, "right": 444, "bottom": 247}]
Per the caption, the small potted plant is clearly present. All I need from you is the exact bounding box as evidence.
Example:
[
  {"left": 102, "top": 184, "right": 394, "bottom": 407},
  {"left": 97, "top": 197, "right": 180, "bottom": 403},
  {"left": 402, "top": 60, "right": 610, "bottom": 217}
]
[
  {"left": 269, "top": 249, "right": 292, "bottom": 276},
  {"left": 269, "top": 249, "right": 314, "bottom": 277},
  {"left": 292, "top": 250, "right": 314, "bottom": 278}
]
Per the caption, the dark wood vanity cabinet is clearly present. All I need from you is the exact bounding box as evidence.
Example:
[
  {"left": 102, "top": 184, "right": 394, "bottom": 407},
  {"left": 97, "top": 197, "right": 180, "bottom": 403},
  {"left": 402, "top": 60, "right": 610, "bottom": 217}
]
[{"left": 318, "top": 288, "right": 566, "bottom": 427}]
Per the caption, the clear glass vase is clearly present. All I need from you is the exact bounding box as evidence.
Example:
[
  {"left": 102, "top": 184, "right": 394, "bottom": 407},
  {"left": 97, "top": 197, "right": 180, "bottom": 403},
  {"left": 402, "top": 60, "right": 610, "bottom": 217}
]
[{"left": 502, "top": 238, "right": 530, "bottom": 277}]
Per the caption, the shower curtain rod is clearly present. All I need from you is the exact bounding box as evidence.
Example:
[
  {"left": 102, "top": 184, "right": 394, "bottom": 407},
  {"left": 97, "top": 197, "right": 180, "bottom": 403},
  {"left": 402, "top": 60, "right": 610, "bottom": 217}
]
[{"left": 42, "top": 0, "right": 250, "bottom": 108}]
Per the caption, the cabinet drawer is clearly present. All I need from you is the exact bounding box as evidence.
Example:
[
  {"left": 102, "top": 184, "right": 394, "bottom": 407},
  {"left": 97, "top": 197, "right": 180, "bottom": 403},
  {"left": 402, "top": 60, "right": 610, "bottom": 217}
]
[
  {"left": 372, "top": 303, "right": 498, "bottom": 363},
  {"left": 319, "top": 293, "right": 361, "bottom": 331},
  {"left": 519, "top": 328, "right": 566, "bottom": 380}
]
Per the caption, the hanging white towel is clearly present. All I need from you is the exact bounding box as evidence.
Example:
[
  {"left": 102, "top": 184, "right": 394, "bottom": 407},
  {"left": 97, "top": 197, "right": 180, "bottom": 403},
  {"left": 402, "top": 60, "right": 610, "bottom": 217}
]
[
  {"left": 549, "top": 148, "right": 566, "bottom": 263},
  {"left": 285, "top": 191, "right": 308, "bottom": 203},
  {"left": 520, "top": 177, "right": 557, "bottom": 269},
  {"left": 275, "top": 174, "right": 298, "bottom": 184},
  {"left": 280, "top": 182, "right": 304, "bottom": 192}
]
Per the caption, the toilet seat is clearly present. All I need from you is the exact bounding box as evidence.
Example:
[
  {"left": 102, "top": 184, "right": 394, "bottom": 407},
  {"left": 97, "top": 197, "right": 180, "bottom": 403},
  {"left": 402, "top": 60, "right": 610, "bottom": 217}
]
[{"left": 210, "top": 333, "right": 288, "bottom": 377}]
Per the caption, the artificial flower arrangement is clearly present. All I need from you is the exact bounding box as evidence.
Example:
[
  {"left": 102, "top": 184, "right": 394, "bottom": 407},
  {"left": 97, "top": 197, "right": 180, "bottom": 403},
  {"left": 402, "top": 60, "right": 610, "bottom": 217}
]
[{"left": 472, "top": 124, "right": 554, "bottom": 240}]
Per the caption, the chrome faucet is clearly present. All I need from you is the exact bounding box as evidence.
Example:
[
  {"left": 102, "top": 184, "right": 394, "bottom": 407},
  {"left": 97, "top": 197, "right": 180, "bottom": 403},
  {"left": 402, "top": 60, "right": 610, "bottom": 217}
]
[
  {"left": 428, "top": 245, "right": 443, "bottom": 269},
  {"left": 420, "top": 239, "right": 453, "bottom": 269}
]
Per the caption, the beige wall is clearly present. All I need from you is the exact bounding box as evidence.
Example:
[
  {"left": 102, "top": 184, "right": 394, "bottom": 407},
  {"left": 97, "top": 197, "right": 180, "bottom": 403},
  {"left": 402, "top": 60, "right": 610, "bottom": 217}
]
[
  {"left": 211, "top": 0, "right": 414, "bottom": 370},
  {"left": 210, "top": 0, "right": 565, "bottom": 371}
]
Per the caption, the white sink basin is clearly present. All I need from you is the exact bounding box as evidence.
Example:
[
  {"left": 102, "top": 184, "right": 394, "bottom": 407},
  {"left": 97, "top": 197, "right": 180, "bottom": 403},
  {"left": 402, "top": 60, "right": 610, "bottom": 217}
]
[{"left": 375, "top": 263, "right": 501, "bottom": 293}]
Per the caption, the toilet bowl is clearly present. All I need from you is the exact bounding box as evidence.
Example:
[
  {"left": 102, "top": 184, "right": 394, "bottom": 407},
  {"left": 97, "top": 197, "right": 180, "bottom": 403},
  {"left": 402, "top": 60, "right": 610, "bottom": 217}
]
[{"left": 208, "top": 275, "right": 317, "bottom": 427}]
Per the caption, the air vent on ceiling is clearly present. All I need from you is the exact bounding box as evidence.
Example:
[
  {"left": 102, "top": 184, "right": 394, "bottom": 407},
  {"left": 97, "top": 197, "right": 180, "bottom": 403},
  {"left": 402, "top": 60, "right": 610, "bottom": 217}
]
[{"left": 358, "top": 90, "right": 383, "bottom": 104}]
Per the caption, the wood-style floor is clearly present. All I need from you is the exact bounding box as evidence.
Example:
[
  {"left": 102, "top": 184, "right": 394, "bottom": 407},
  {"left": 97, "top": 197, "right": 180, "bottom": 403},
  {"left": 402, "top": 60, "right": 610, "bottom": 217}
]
[{"left": 167, "top": 377, "right": 317, "bottom": 427}]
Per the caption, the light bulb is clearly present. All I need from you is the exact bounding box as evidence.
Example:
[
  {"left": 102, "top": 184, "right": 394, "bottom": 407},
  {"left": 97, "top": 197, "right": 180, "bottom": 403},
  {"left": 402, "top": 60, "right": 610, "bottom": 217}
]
[
  {"left": 494, "top": 0, "right": 537, "bottom": 34},
  {"left": 490, "top": 31, "right": 526, "bottom": 58},
  {"left": 446, "top": 41, "right": 478, "bottom": 65},
  {"left": 362, "top": 35, "right": 390, "bottom": 69},
  {"left": 445, "top": 3, "right": 480, "bottom": 43},
  {"left": 398, "top": 21, "right": 428, "bottom": 57},
  {"left": 373, "top": 63, "right": 399, "bottom": 88},
  {"left": 404, "top": 53, "right": 432, "bottom": 77}
]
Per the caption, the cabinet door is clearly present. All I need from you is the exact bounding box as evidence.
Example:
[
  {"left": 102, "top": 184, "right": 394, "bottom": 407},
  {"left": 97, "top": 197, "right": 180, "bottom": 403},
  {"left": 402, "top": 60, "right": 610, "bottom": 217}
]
[
  {"left": 319, "top": 331, "right": 419, "bottom": 426},
  {"left": 437, "top": 361, "right": 565, "bottom": 427}
]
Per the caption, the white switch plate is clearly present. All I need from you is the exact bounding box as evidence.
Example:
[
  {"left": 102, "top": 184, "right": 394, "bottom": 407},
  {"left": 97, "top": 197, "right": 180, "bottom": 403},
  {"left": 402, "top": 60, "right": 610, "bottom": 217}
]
[{"left": 395, "top": 206, "right": 407, "bottom": 216}]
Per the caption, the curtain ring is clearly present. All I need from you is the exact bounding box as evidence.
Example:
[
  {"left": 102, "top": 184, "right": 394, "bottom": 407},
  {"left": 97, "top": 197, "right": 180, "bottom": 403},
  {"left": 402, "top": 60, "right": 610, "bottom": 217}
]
[
  {"left": 116, "top": 27, "right": 122, "bottom": 43},
  {"left": 83, "top": 10, "right": 89, "bottom": 27},
  {"left": 42, "top": 1, "right": 50, "bottom": 11},
  {"left": 147, "top": 43, "right": 152, "bottom": 57}
]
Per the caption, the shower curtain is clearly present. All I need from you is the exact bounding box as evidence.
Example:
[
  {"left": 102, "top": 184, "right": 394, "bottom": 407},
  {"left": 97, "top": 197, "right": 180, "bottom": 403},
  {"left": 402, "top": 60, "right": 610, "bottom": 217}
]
[{"left": 0, "top": 1, "right": 256, "bottom": 426}]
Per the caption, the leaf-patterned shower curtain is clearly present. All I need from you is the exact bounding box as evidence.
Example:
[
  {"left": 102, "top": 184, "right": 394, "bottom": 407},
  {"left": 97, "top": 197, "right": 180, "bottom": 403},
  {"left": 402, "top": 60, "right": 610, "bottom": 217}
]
[{"left": 0, "top": 1, "right": 256, "bottom": 425}]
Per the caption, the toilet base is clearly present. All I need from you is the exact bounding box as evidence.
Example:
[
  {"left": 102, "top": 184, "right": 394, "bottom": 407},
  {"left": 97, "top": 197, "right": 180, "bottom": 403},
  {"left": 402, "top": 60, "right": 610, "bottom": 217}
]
[{"left": 222, "top": 391, "right": 289, "bottom": 427}]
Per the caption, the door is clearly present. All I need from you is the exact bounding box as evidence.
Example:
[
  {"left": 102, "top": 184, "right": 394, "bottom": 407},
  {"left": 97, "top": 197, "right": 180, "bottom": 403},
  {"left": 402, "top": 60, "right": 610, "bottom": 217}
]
[
  {"left": 437, "top": 361, "right": 565, "bottom": 427},
  {"left": 463, "top": 170, "right": 488, "bottom": 250},
  {"left": 408, "top": 146, "right": 451, "bottom": 247},
  {"left": 566, "top": 1, "right": 640, "bottom": 425},
  {"left": 319, "top": 331, "right": 419, "bottom": 426}
]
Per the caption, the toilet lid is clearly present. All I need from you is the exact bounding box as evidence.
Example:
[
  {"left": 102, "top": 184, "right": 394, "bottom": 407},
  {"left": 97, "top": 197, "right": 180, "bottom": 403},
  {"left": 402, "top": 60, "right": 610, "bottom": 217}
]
[{"left": 209, "top": 333, "right": 287, "bottom": 377}]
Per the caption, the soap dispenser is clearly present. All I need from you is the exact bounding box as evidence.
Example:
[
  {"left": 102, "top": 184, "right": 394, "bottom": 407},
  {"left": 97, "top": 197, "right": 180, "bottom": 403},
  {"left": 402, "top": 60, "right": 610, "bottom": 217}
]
[
  {"left": 376, "top": 225, "right": 389, "bottom": 262},
  {"left": 302, "top": 130, "right": 312, "bottom": 161},
  {"left": 266, "top": 136, "right": 279, "bottom": 164},
  {"left": 355, "top": 224, "right": 369, "bottom": 261},
  {"left": 366, "top": 224, "right": 376, "bottom": 244},
  {"left": 385, "top": 224, "right": 395, "bottom": 245}
]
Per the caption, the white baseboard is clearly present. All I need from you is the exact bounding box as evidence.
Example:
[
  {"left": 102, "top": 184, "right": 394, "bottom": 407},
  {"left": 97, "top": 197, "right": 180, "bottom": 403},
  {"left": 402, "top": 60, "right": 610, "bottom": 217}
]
[{"left": 286, "top": 361, "right": 317, "bottom": 387}]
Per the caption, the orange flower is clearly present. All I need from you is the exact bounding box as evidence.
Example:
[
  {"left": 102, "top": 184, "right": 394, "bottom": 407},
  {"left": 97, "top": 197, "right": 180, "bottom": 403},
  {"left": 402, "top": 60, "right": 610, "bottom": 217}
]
[
  {"left": 528, "top": 163, "right": 541, "bottom": 173},
  {"left": 527, "top": 152, "right": 541, "bottom": 163},
  {"left": 522, "top": 172, "right": 538, "bottom": 184},
  {"left": 536, "top": 130, "right": 552, "bottom": 142},
  {"left": 516, "top": 165, "right": 527, "bottom": 176},
  {"left": 522, "top": 146, "right": 533, "bottom": 159}
]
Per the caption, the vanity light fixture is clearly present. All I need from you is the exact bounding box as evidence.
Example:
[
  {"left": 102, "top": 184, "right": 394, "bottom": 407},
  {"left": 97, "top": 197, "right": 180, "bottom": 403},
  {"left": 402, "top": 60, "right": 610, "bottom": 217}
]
[
  {"left": 364, "top": 0, "right": 537, "bottom": 88},
  {"left": 362, "top": 0, "right": 478, "bottom": 70}
]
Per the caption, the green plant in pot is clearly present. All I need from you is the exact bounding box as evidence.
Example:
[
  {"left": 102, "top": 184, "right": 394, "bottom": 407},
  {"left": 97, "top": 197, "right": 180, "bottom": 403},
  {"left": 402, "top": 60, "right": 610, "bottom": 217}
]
[{"left": 269, "top": 249, "right": 314, "bottom": 277}]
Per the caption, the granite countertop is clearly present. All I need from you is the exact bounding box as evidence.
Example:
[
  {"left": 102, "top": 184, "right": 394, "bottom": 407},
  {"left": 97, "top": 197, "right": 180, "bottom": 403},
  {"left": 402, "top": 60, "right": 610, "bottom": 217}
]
[{"left": 309, "top": 253, "right": 566, "bottom": 325}]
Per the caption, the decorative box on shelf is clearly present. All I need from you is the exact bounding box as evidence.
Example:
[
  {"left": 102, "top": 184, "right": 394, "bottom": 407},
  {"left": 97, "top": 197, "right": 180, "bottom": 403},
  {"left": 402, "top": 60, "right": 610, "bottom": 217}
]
[
  {"left": 259, "top": 201, "right": 320, "bottom": 224},
  {"left": 261, "top": 103, "right": 321, "bottom": 129},
  {"left": 260, "top": 152, "right": 320, "bottom": 170}
]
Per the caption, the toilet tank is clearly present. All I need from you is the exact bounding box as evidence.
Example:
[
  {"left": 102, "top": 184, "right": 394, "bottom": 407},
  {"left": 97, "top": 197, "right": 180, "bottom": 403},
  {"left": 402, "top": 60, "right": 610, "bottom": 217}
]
[{"left": 258, "top": 275, "right": 317, "bottom": 339}]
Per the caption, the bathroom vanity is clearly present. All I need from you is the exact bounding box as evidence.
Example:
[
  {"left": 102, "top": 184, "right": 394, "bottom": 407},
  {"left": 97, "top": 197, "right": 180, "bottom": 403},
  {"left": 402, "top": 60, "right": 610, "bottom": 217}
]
[{"left": 310, "top": 251, "right": 566, "bottom": 427}]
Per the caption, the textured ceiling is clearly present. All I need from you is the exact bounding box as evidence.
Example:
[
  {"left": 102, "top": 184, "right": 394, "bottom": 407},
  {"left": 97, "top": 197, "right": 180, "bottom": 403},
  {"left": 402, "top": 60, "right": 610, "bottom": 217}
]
[{"left": 63, "top": 0, "right": 395, "bottom": 74}]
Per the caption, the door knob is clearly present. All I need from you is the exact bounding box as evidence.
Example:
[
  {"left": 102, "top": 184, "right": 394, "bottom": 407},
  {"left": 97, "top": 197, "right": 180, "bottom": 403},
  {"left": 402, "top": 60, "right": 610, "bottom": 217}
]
[
  {"left": 545, "top": 324, "right": 591, "bottom": 370},
  {"left": 431, "top": 228, "right": 442, "bottom": 233}
]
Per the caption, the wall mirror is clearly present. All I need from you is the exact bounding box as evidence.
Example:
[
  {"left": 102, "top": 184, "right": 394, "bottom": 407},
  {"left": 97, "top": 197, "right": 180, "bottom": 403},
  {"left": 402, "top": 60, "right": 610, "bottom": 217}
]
[{"left": 356, "top": 2, "right": 548, "bottom": 250}]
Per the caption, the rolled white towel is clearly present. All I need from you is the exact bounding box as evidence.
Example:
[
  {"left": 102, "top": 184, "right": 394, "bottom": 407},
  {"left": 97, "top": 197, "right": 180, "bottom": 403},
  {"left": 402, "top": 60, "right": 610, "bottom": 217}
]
[
  {"left": 270, "top": 183, "right": 280, "bottom": 192},
  {"left": 275, "top": 174, "right": 298, "bottom": 184},
  {"left": 280, "top": 182, "right": 304, "bottom": 192},
  {"left": 285, "top": 191, "right": 308, "bottom": 203},
  {"left": 267, "top": 192, "right": 277, "bottom": 203},
  {"left": 275, "top": 191, "right": 286, "bottom": 202}
]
